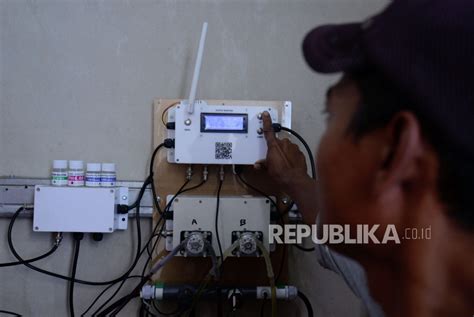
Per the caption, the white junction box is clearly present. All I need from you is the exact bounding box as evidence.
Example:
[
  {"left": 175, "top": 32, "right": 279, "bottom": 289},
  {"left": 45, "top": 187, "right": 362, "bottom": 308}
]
[
  {"left": 167, "top": 100, "right": 292, "bottom": 165},
  {"left": 33, "top": 185, "right": 129, "bottom": 233},
  {"left": 165, "top": 195, "right": 274, "bottom": 256}
]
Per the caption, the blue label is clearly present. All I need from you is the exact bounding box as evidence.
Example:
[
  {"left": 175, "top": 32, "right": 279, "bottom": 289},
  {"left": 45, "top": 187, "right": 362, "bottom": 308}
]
[{"left": 86, "top": 176, "right": 101, "bottom": 182}]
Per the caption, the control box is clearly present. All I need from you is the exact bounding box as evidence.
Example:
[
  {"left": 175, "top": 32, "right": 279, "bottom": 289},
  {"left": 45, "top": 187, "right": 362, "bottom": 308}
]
[
  {"left": 33, "top": 186, "right": 129, "bottom": 233},
  {"left": 167, "top": 100, "right": 292, "bottom": 165},
  {"left": 165, "top": 195, "right": 274, "bottom": 257}
]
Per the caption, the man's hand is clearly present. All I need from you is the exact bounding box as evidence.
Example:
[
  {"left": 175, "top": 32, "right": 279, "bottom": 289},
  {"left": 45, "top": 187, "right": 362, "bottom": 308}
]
[
  {"left": 255, "top": 111, "right": 312, "bottom": 197},
  {"left": 256, "top": 111, "right": 318, "bottom": 223}
]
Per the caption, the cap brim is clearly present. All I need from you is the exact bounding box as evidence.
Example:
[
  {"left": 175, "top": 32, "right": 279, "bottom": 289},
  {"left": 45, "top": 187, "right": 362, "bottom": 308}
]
[{"left": 302, "top": 22, "right": 366, "bottom": 74}]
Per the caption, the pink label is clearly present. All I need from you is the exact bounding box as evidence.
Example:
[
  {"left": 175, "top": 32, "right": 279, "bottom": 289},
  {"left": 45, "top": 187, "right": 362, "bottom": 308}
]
[{"left": 68, "top": 175, "right": 84, "bottom": 181}]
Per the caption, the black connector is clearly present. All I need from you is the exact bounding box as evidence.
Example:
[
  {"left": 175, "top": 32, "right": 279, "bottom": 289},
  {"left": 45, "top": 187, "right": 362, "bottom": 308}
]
[
  {"left": 73, "top": 232, "right": 84, "bottom": 241},
  {"left": 164, "top": 138, "right": 175, "bottom": 149},
  {"left": 272, "top": 123, "right": 282, "bottom": 132},
  {"left": 117, "top": 204, "right": 129, "bottom": 214},
  {"left": 166, "top": 122, "right": 175, "bottom": 130},
  {"left": 164, "top": 209, "right": 174, "bottom": 220}
]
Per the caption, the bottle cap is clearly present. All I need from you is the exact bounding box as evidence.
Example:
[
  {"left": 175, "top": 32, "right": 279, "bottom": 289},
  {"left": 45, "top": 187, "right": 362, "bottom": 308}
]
[
  {"left": 69, "top": 160, "right": 84, "bottom": 170},
  {"left": 53, "top": 160, "right": 67, "bottom": 169},
  {"left": 101, "top": 163, "right": 116, "bottom": 172},
  {"left": 86, "top": 163, "right": 101, "bottom": 172}
]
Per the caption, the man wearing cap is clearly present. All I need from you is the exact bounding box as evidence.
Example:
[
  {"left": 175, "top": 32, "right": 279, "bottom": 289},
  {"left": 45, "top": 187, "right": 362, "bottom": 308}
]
[{"left": 256, "top": 1, "right": 474, "bottom": 316}]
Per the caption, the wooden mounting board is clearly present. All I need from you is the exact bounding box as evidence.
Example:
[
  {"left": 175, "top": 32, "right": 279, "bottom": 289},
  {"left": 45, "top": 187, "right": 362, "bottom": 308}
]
[{"left": 152, "top": 99, "right": 289, "bottom": 285}]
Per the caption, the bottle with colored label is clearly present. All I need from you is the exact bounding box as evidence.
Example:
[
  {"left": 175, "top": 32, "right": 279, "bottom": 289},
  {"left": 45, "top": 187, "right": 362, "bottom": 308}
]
[
  {"left": 68, "top": 160, "right": 85, "bottom": 186},
  {"left": 51, "top": 160, "right": 68, "bottom": 186},
  {"left": 101, "top": 163, "right": 116, "bottom": 187},
  {"left": 85, "top": 163, "right": 101, "bottom": 187}
]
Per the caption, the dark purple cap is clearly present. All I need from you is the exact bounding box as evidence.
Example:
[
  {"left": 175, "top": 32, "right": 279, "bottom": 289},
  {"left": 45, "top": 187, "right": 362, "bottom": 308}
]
[{"left": 303, "top": 0, "right": 474, "bottom": 157}]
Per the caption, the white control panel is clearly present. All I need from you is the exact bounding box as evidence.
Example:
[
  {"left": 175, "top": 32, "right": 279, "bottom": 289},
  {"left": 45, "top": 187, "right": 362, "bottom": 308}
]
[
  {"left": 167, "top": 100, "right": 292, "bottom": 165},
  {"left": 33, "top": 186, "right": 129, "bottom": 233},
  {"left": 165, "top": 195, "right": 274, "bottom": 256}
]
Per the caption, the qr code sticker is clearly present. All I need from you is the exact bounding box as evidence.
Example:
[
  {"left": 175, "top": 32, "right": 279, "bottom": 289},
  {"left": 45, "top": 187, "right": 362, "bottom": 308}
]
[{"left": 215, "top": 142, "right": 233, "bottom": 160}]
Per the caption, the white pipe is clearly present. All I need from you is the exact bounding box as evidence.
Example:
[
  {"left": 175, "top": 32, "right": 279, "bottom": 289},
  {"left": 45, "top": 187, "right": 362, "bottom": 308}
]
[{"left": 187, "top": 22, "right": 208, "bottom": 114}]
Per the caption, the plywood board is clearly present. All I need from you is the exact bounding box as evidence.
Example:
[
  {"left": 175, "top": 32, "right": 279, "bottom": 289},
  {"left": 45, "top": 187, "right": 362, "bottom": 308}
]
[{"left": 152, "top": 99, "right": 289, "bottom": 285}]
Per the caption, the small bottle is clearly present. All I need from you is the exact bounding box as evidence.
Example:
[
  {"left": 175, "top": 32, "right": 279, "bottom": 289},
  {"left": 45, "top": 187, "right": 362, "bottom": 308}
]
[
  {"left": 68, "top": 160, "right": 85, "bottom": 187},
  {"left": 51, "top": 160, "right": 68, "bottom": 186},
  {"left": 85, "top": 163, "right": 101, "bottom": 187},
  {"left": 101, "top": 163, "right": 116, "bottom": 187}
]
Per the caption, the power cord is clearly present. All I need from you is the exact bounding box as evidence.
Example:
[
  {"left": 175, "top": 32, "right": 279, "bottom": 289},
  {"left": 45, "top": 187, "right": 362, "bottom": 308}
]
[
  {"left": 297, "top": 290, "right": 314, "bottom": 317},
  {"left": 0, "top": 310, "right": 21, "bottom": 316},
  {"left": 271, "top": 123, "right": 316, "bottom": 180},
  {"left": 7, "top": 203, "right": 144, "bottom": 286},
  {"left": 92, "top": 174, "right": 206, "bottom": 316},
  {"left": 149, "top": 139, "right": 175, "bottom": 216},
  {"left": 271, "top": 124, "right": 317, "bottom": 252},
  {"left": 215, "top": 167, "right": 225, "bottom": 265},
  {"left": 69, "top": 233, "right": 84, "bottom": 317},
  {"left": 80, "top": 275, "right": 142, "bottom": 316},
  {"left": 0, "top": 208, "right": 61, "bottom": 267},
  {"left": 96, "top": 241, "right": 188, "bottom": 316}
]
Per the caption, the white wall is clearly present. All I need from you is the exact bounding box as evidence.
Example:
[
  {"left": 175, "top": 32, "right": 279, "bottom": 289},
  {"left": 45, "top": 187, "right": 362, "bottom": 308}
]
[{"left": 0, "top": 0, "right": 389, "bottom": 316}]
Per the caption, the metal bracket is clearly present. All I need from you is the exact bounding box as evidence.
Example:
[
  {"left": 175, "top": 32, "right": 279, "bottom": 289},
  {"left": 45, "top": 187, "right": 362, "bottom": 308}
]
[{"left": 0, "top": 177, "right": 154, "bottom": 218}]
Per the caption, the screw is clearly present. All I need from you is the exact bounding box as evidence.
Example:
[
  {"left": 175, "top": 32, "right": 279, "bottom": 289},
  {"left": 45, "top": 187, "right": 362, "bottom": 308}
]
[
  {"left": 110, "top": 189, "right": 114, "bottom": 193},
  {"left": 109, "top": 228, "right": 113, "bottom": 232},
  {"left": 122, "top": 195, "right": 127, "bottom": 200},
  {"left": 36, "top": 188, "right": 40, "bottom": 192},
  {"left": 174, "top": 198, "right": 179, "bottom": 203},
  {"left": 282, "top": 197, "right": 289, "bottom": 205},
  {"left": 34, "top": 226, "right": 39, "bottom": 230}
]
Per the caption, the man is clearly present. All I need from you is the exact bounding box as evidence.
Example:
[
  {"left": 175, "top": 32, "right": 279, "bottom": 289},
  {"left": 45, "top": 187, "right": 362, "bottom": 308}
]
[{"left": 256, "top": 1, "right": 474, "bottom": 316}]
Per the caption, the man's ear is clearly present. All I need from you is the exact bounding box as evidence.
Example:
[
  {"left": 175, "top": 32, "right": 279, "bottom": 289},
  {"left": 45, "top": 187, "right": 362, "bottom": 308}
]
[{"left": 374, "top": 111, "right": 423, "bottom": 194}]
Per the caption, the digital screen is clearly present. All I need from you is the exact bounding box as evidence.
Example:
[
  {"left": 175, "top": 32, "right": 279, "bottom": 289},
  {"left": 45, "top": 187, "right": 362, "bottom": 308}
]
[{"left": 201, "top": 113, "right": 248, "bottom": 133}]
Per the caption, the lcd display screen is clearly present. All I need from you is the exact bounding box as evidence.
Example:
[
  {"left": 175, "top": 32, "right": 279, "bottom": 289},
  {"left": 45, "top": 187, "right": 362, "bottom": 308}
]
[{"left": 201, "top": 113, "right": 248, "bottom": 133}]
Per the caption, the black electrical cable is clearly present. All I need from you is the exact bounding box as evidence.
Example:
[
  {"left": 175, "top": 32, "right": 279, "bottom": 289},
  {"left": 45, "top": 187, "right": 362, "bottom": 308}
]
[
  {"left": 0, "top": 310, "right": 21, "bottom": 316},
  {"left": 143, "top": 179, "right": 206, "bottom": 269},
  {"left": 145, "top": 179, "right": 191, "bottom": 259},
  {"left": 90, "top": 273, "right": 146, "bottom": 316},
  {"left": 85, "top": 211, "right": 164, "bottom": 315},
  {"left": 80, "top": 276, "right": 142, "bottom": 316},
  {"left": 101, "top": 235, "right": 190, "bottom": 316},
  {"left": 149, "top": 144, "right": 165, "bottom": 215},
  {"left": 128, "top": 176, "right": 152, "bottom": 211},
  {"left": 297, "top": 290, "right": 314, "bottom": 317},
  {"left": 8, "top": 202, "right": 143, "bottom": 286},
  {"left": 91, "top": 217, "right": 167, "bottom": 316},
  {"left": 215, "top": 180, "right": 224, "bottom": 265},
  {"left": 273, "top": 124, "right": 316, "bottom": 180},
  {"left": 94, "top": 178, "right": 206, "bottom": 316},
  {"left": 89, "top": 219, "right": 165, "bottom": 316},
  {"left": 0, "top": 208, "right": 58, "bottom": 267},
  {"left": 141, "top": 222, "right": 165, "bottom": 278},
  {"left": 272, "top": 124, "right": 318, "bottom": 252},
  {"left": 236, "top": 173, "right": 278, "bottom": 211},
  {"left": 69, "top": 233, "right": 83, "bottom": 317}
]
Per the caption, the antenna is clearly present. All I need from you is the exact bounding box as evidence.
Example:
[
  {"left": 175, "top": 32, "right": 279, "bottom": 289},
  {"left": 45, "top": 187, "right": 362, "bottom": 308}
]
[{"left": 187, "top": 22, "right": 208, "bottom": 114}]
